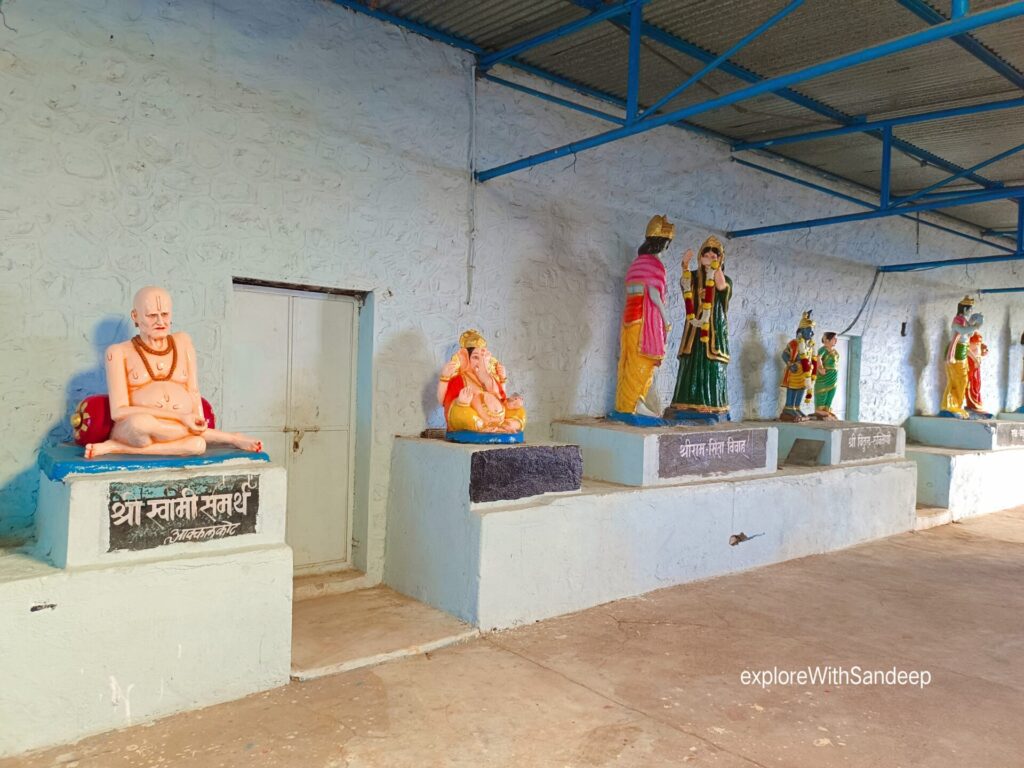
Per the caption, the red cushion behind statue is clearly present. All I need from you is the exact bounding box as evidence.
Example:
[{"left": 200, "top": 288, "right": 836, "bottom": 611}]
[{"left": 71, "top": 395, "right": 216, "bottom": 446}]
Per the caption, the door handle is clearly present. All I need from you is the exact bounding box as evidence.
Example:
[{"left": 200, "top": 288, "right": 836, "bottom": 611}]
[{"left": 283, "top": 426, "right": 320, "bottom": 453}]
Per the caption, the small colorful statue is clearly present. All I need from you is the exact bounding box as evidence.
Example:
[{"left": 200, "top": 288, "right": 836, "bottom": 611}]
[
  {"left": 437, "top": 329, "right": 526, "bottom": 443},
  {"left": 939, "top": 296, "right": 984, "bottom": 419},
  {"left": 965, "top": 330, "right": 992, "bottom": 417},
  {"left": 611, "top": 215, "right": 673, "bottom": 423},
  {"left": 814, "top": 331, "right": 841, "bottom": 421},
  {"left": 664, "top": 235, "right": 732, "bottom": 423},
  {"left": 79, "top": 286, "right": 264, "bottom": 458},
  {"left": 779, "top": 311, "right": 824, "bottom": 423}
]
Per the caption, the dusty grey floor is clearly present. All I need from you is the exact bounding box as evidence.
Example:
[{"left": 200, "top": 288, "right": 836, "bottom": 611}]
[{"left": 6, "top": 509, "right": 1023, "bottom": 767}]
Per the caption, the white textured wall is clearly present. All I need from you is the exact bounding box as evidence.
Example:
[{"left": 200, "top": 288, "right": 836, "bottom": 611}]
[{"left": 1, "top": 0, "right": 1023, "bottom": 574}]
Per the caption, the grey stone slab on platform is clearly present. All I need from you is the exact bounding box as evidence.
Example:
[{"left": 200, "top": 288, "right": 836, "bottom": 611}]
[
  {"left": 469, "top": 445, "right": 583, "bottom": 503},
  {"left": 658, "top": 428, "right": 768, "bottom": 479},
  {"left": 773, "top": 420, "right": 903, "bottom": 466},
  {"left": 906, "top": 416, "right": 1024, "bottom": 451}
]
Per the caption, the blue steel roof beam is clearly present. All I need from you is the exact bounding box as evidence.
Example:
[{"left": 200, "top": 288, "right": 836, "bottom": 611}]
[
  {"left": 328, "top": 0, "right": 1018, "bottom": 252},
  {"left": 893, "top": 141, "right": 1024, "bottom": 206},
  {"left": 476, "top": 3, "right": 1024, "bottom": 182},
  {"left": 728, "top": 185, "right": 1024, "bottom": 239},
  {"left": 879, "top": 253, "right": 1024, "bottom": 272},
  {"left": 733, "top": 157, "right": 1016, "bottom": 253},
  {"left": 979, "top": 287, "right": 1024, "bottom": 294},
  {"left": 896, "top": 0, "right": 1024, "bottom": 90},
  {"left": 625, "top": 2, "right": 642, "bottom": 122},
  {"left": 568, "top": 1, "right": 1000, "bottom": 189},
  {"left": 638, "top": 0, "right": 804, "bottom": 120},
  {"left": 732, "top": 96, "right": 1024, "bottom": 152},
  {"left": 477, "top": 0, "right": 648, "bottom": 72}
]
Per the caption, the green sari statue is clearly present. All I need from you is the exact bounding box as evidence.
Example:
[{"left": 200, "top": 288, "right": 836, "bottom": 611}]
[{"left": 665, "top": 235, "right": 731, "bottom": 423}]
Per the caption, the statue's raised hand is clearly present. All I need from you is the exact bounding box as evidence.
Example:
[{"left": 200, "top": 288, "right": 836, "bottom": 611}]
[
  {"left": 441, "top": 358, "right": 459, "bottom": 380},
  {"left": 682, "top": 248, "right": 693, "bottom": 272}
]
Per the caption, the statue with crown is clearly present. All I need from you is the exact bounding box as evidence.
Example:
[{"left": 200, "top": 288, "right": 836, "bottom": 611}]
[
  {"left": 437, "top": 329, "right": 527, "bottom": 443},
  {"left": 779, "top": 311, "right": 825, "bottom": 423},
  {"left": 664, "top": 234, "right": 733, "bottom": 423},
  {"left": 939, "top": 295, "right": 986, "bottom": 419},
  {"left": 609, "top": 215, "right": 675, "bottom": 424}
]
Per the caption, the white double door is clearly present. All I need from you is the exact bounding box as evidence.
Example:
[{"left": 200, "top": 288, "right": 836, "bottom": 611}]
[{"left": 224, "top": 285, "right": 358, "bottom": 574}]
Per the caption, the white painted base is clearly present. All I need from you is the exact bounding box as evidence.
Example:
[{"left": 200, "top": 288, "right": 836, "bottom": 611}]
[
  {"left": 907, "top": 445, "right": 1024, "bottom": 520},
  {"left": 35, "top": 460, "right": 286, "bottom": 568},
  {"left": 551, "top": 417, "right": 778, "bottom": 486},
  {"left": 773, "top": 421, "right": 904, "bottom": 466},
  {"left": 905, "top": 416, "right": 1024, "bottom": 451},
  {"left": 385, "top": 438, "right": 917, "bottom": 630},
  {"left": 0, "top": 544, "right": 292, "bottom": 758}
]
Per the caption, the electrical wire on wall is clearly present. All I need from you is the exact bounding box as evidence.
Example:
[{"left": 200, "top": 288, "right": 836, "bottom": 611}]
[
  {"left": 840, "top": 269, "right": 883, "bottom": 336},
  {"left": 465, "top": 64, "right": 478, "bottom": 306}
]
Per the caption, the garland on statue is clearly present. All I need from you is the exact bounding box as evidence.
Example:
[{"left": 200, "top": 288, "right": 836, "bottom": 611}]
[
  {"left": 798, "top": 337, "right": 817, "bottom": 404},
  {"left": 682, "top": 257, "right": 720, "bottom": 345}
]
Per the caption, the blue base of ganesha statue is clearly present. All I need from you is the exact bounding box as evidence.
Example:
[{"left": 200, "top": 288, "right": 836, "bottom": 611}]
[{"left": 446, "top": 430, "right": 524, "bottom": 445}]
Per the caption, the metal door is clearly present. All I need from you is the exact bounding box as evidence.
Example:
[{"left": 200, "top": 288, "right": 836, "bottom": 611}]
[{"left": 223, "top": 285, "right": 358, "bottom": 574}]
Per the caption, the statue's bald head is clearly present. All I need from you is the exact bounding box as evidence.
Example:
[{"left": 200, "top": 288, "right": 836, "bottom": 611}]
[{"left": 131, "top": 286, "right": 173, "bottom": 342}]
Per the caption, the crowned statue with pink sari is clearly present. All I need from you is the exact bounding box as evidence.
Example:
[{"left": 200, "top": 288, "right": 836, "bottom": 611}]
[
  {"left": 437, "top": 329, "right": 526, "bottom": 443},
  {"left": 610, "top": 215, "right": 673, "bottom": 424}
]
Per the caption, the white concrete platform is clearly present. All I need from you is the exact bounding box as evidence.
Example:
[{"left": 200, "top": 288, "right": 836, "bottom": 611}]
[
  {"left": 998, "top": 411, "right": 1024, "bottom": 422},
  {"left": 906, "top": 416, "right": 1024, "bottom": 451},
  {"left": 773, "top": 420, "right": 904, "bottom": 466},
  {"left": 385, "top": 437, "right": 917, "bottom": 630},
  {"left": 907, "top": 444, "right": 1024, "bottom": 520},
  {"left": 551, "top": 417, "right": 778, "bottom": 487},
  {"left": 0, "top": 450, "right": 293, "bottom": 758}
]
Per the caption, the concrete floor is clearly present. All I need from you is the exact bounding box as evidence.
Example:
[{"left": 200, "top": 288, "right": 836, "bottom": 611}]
[{"left": 5, "top": 510, "right": 1024, "bottom": 767}]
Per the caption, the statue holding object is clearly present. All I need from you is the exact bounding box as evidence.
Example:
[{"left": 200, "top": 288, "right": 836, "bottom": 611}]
[
  {"left": 81, "top": 286, "right": 263, "bottom": 458},
  {"left": 814, "top": 331, "right": 841, "bottom": 421},
  {"left": 939, "top": 296, "right": 984, "bottom": 419},
  {"left": 780, "top": 311, "right": 824, "bottom": 423},
  {"left": 437, "top": 329, "right": 526, "bottom": 443},
  {"left": 610, "top": 215, "right": 673, "bottom": 424},
  {"left": 664, "top": 235, "right": 732, "bottom": 423},
  {"left": 965, "top": 330, "right": 992, "bottom": 418}
]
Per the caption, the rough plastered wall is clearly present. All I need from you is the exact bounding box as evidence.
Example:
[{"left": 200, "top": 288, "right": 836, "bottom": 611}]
[{"left": 1, "top": 0, "right": 1022, "bottom": 568}]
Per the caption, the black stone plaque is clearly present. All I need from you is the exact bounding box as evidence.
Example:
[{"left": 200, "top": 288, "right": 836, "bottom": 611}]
[
  {"left": 838, "top": 426, "right": 899, "bottom": 462},
  {"left": 469, "top": 445, "right": 583, "bottom": 503},
  {"left": 996, "top": 422, "right": 1024, "bottom": 448},
  {"left": 785, "top": 438, "right": 826, "bottom": 467},
  {"left": 658, "top": 429, "right": 768, "bottom": 478},
  {"left": 108, "top": 474, "right": 260, "bottom": 552}
]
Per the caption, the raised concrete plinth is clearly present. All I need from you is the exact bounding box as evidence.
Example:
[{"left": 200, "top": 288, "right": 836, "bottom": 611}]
[
  {"left": 385, "top": 437, "right": 916, "bottom": 630},
  {"left": 34, "top": 444, "right": 283, "bottom": 568},
  {"left": 773, "top": 421, "right": 904, "bottom": 467},
  {"left": 998, "top": 411, "right": 1024, "bottom": 422},
  {"left": 906, "top": 416, "right": 1024, "bottom": 451},
  {"left": 0, "top": 446, "right": 292, "bottom": 758},
  {"left": 551, "top": 417, "right": 777, "bottom": 487},
  {"left": 907, "top": 444, "right": 1024, "bottom": 520}
]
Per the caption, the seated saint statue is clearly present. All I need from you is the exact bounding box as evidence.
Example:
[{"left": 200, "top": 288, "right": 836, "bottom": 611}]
[
  {"left": 437, "top": 330, "right": 526, "bottom": 441},
  {"left": 85, "top": 286, "right": 263, "bottom": 458}
]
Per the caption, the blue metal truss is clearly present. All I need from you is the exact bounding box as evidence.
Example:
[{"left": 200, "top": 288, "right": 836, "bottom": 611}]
[
  {"left": 474, "top": 4, "right": 1024, "bottom": 181},
  {"left": 896, "top": 0, "right": 1024, "bottom": 90},
  {"left": 332, "top": 0, "right": 1024, "bottom": 256}
]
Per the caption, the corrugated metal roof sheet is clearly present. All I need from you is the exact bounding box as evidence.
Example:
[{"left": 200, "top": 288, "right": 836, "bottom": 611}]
[{"left": 359, "top": 0, "right": 1024, "bottom": 231}]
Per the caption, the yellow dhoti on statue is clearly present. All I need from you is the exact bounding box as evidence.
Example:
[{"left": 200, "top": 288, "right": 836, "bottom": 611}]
[
  {"left": 941, "top": 358, "right": 969, "bottom": 416},
  {"left": 615, "top": 322, "right": 657, "bottom": 413}
]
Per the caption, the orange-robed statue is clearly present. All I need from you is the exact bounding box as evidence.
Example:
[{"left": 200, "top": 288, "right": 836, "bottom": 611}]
[{"left": 85, "top": 286, "right": 263, "bottom": 459}]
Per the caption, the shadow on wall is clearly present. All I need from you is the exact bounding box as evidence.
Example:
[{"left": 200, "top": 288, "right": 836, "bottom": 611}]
[
  {"left": 739, "top": 317, "right": 768, "bottom": 421},
  {"left": 0, "top": 316, "right": 130, "bottom": 539},
  {"left": 910, "top": 315, "right": 930, "bottom": 415}
]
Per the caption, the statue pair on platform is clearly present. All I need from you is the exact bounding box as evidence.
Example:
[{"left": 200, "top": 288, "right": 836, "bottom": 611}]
[
  {"left": 938, "top": 296, "right": 991, "bottom": 419},
  {"left": 611, "top": 215, "right": 733, "bottom": 426},
  {"left": 778, "top": 311, "right": 833, "bottom": 423},
  {"left": 75, "top": 287, "right": 263, "bottom": 459}
]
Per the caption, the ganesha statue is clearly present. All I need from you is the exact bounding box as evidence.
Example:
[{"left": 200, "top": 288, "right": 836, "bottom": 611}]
[{"left": 436, "top": 329, "right": 527, "bottom": 443}]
